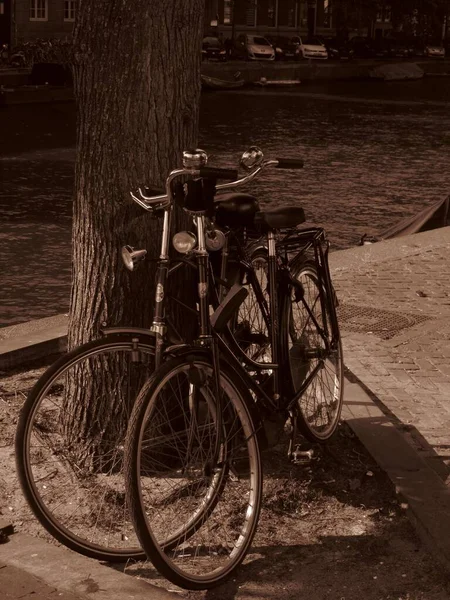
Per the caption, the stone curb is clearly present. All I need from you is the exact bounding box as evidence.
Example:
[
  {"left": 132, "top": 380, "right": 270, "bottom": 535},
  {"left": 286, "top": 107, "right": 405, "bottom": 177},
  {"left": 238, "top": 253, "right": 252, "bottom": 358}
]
[
  {"left": 0, "top": 532, "right": 177, "bottom": 600},
  {"left": 343, "top": 379, "right": 450, "bottom": 575},
  {"left": 0, "top": 315, "right": 68, "bottom": 371}
]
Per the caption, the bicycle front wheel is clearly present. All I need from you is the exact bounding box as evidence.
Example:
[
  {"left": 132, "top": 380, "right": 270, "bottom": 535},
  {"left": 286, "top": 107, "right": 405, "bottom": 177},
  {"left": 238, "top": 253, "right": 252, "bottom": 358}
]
[
  {"left": 15, "top": 333, "right": 155, "bottom": 562},
  {"left": 125, "top": 353, "right": 262, "bottom": 590},
  {"left": 282, "top": 260, "right": 344, "bottom": 442}
]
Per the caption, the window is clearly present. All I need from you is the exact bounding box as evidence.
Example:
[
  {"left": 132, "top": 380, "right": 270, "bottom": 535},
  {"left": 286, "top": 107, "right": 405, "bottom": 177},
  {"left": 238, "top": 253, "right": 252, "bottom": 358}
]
[
  {"left": 224, "top": 0, "right": 232, "bottom": 24},
  {"left": 323, "top": 0, "right": 332, "bottom": 28},
  {"left": 64, "top": 0, "right": 76, "bottom": 21},
  {"left": 376, "top": 3, "right": 391, "bottom": 23},
  {"left": 30, "top": 0, "right": 47, "bottom": 21},
  {"left": 246, "top": 0, "right": 257, "bottom": 27},
  {"left": 267, "top": 2, "right": 276, "bottom": 27}
]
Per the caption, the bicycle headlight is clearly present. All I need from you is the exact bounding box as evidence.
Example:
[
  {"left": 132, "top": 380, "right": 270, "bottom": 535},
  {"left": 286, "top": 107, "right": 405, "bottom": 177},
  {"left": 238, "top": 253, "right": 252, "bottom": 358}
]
[
  {"left": 173, "top": 231, "right": 197, "bottom": 254},
  {"left": 121, "top": 245, "right": 147, "bottom": 271}
]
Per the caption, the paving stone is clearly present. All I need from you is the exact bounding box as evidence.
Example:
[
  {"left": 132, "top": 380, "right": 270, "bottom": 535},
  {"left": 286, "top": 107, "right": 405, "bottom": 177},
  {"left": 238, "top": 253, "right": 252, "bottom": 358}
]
[{"left": 332, "top": 228, "right": 450, "bottom": 484}]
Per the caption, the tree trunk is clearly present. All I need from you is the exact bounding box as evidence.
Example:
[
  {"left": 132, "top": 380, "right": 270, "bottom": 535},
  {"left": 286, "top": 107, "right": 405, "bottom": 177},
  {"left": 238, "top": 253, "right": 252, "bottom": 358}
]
[{"left": 63, "top": 0, "right": 204, "bottom": 469}]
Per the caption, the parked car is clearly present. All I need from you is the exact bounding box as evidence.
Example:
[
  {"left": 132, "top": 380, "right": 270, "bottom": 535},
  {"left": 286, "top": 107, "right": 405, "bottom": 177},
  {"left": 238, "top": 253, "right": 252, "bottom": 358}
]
[
  {"left": 317, "top": 36, "right": 354, "bottom": 60},
  {"left": 347, "top": 36, "right": 377, "bottom": 59},
  {"left": 201, "top": 36, "right": 227, "bottom": 61},
  {"left": 265, "top": 35, "right": 285, "bottom": 60},
  {"left": 234, "top": 34, "right": 275, "bottom": 61},
  {"left": 293, "top": 36, "right": 328, "bottom": 60},
  {"left": 271, "top": 36, "right": 302, "bottom": 60},
  {"left": 424, "top": 43, "right": 446, "bottom": 58},
  {"left": 370, "top": 38, "right": 393, "bottom": 59},
  {"left": 411, "top": 41, "right": 426, "bottom": 57},
  {"left": 389, "top": 41, "right": 414, "bottom": 58}
]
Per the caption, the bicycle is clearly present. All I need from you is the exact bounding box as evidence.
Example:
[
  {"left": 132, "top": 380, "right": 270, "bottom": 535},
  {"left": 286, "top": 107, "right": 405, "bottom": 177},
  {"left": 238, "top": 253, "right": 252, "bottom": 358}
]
[
  {"left": 14, "top": 148, "right": 278, "bottom": 563},
  {"left": 124, "top": 147, "right": 344, "bottom": 589}
]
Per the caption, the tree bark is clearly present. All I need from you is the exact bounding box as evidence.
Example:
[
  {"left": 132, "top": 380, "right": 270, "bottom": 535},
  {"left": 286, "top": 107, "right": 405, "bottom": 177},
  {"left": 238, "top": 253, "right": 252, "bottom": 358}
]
[
  {"left": 69, "top": 0, "right": 204, "bottom": 346},
  {"left": 63, "top": 0, "right": 204, "bottom": 470}
]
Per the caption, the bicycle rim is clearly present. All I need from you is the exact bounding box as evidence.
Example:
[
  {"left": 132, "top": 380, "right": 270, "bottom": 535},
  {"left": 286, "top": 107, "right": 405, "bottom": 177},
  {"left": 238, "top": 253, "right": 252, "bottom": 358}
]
[
  {"left": 284, "top": 262, "right": 344, "bottom": 442},
  {"left": 15, "top": 335, "right": 155, "bottom": 562},
  {"left": 125, "top": 354, "right": 262, "bottom": 590}
]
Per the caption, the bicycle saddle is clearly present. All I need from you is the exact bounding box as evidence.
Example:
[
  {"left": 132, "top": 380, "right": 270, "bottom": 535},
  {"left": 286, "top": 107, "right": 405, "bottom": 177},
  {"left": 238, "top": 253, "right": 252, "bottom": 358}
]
[
  {"left": 254, "top": 206, "right": 305, "bottom": 232},
  {"left": 214, "top": 193, "right": 260, "bottom": 228}
]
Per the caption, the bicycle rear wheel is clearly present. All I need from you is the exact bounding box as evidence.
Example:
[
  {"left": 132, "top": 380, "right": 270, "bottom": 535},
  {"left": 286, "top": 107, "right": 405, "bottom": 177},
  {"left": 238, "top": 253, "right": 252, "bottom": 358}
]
[
  {"left": 15, "top": 333, "right": 155, "bottom": 562},
  {"left": 234, "top": 247, "right": 272, "bottom": 364},
  {"left": 282, "top": 260, "right": 344, "bottom": 442},
  {"left": 125, "top": 353, "right": 262, "bottom": 590}
]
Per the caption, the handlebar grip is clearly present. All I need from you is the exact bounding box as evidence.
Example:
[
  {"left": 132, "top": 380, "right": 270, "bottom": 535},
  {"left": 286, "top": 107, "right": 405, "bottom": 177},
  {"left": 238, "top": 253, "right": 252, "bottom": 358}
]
[
  {"left": 143, "top": 186, "right": 165, "bottom": 196},
  {"left": 275, "top": 158, "right": 304, "bottom": 169},
  {"left": 198, "top": 166, "right": 239, "bottom": 180}
]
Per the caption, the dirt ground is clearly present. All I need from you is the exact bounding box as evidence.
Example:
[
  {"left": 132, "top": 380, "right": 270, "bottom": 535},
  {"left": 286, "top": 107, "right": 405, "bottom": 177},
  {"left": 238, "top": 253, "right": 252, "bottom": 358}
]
[{"left": 2, "top": 364, "right": 450, "bottom": 600}]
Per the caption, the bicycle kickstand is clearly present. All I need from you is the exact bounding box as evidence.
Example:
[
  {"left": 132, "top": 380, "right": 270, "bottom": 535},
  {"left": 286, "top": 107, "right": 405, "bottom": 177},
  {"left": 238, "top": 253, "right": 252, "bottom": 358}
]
[{"left": 287, "top": 410, "right": 315, "bottom": 465}]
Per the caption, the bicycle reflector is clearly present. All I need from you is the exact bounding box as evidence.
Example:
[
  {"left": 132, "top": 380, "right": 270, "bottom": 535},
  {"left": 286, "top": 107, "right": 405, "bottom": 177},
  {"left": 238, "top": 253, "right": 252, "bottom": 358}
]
[
  {"left": 172, "top": 231, "right": 197, "bottom": 254},
  {"left": 121, "top": 245, "right": 147, "bottom": 271}
]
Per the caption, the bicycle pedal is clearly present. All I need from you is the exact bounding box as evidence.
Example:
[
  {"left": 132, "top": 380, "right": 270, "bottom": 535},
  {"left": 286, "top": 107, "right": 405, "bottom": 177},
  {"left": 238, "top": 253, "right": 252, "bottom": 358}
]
[{"left": 290, "top": 445, "right": 314, "bottom": 465}]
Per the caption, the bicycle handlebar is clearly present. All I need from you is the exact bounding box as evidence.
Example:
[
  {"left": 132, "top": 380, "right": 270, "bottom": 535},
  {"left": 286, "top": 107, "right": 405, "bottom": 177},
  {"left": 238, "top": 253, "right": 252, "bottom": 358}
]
[
  {"left": 275, "top": 158, "right": 304, "bottom": 169},
  {"left": 199, "top": 166, "right": 239, "bottom": 180},
  {"left": 130, "top": 154, "right": 303, "bottom": 211}
]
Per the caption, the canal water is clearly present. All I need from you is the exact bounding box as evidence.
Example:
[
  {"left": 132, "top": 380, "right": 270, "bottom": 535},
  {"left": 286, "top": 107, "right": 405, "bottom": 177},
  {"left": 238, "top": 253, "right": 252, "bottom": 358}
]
[{"left": 1, "top": 78, "right": 450, "bottom": 327}]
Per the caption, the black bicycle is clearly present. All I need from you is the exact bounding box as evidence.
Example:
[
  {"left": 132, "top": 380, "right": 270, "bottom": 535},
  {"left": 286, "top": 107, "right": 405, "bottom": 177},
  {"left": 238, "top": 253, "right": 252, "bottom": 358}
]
[
  {"left": 13, "top": 148, "right": 285, "bottom": 563},
  {"left": 124, "top": 147, "right": 344, "bottom": 589}
]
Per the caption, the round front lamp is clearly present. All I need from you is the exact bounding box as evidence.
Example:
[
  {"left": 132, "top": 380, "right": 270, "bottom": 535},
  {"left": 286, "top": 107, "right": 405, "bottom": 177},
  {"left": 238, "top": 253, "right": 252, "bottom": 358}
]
[{"left": 172, "top": 231, "right": 197, "bottom": 254}]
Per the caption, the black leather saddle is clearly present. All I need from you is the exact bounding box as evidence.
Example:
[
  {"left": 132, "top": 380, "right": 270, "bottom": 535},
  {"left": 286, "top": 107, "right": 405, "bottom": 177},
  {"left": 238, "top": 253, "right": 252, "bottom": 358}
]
[
  {"left": 254, "top": 206, "right": 305, "bottom": 232},
  {"left": 215, "top": 193, "right": 305, "bottom": 231},
  {"left": 215, "top": 193, "right": 260, "bottom": 228}
]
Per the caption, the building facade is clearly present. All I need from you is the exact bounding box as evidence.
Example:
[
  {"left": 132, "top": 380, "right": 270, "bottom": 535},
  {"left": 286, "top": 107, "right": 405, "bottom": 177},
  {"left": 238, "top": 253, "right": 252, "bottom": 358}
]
[
  {"left": 0, "top": 0, "right": 75, "bottom": 47},
  {"left": 8, "top": 0, "right": 444, "bottom": 51},
  {"left": 2, "top": 0, "right": 335, "bottom": 48},
  {"left": 204, "top": 0, "right": 334, "bottom": 37}
]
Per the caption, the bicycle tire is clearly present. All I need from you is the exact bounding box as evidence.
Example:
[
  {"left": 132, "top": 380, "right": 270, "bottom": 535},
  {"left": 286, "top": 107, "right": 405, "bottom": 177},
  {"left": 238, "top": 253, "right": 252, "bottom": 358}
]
[
  {"left": 124, "top": 353, "right": 262, "bottom": 590},
  {"left": 15, "top": 333, "right": 156, "bottom": 562},
  {"left": 282, "top": 260, "right": 344, "bottom": 442}
]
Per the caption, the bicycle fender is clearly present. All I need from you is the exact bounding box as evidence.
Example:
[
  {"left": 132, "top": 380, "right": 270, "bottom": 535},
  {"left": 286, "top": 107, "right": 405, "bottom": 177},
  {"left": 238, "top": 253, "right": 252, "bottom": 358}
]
[{"left": 101, "top": 327, "right": 156, "bottom": 339}]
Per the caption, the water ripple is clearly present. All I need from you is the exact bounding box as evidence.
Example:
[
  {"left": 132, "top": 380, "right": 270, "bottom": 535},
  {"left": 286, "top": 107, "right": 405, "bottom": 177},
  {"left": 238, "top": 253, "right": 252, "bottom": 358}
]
[{"left": 1, "top": 83, "right": 450, "bottom": 326}]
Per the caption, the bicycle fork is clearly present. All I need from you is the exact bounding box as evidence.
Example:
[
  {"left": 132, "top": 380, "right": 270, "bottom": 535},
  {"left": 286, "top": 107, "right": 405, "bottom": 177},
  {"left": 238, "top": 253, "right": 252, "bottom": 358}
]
[{"left": 151, "top": 208, "right": 172, "bottom": 368}]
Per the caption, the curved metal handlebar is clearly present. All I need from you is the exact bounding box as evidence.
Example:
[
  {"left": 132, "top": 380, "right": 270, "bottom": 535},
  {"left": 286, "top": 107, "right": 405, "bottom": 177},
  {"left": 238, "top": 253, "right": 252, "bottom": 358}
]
[{"left": 129, "top": 159, "right": 291, "bottom": 211}]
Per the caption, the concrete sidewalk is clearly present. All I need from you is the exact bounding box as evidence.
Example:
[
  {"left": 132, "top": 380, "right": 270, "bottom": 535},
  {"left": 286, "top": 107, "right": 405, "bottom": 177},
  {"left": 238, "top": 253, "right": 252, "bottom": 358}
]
[
  {"left": 0, "top": 531, "right": 177, "bottom": 600},
  {"left": 1, "top": 226, "right": 450, "bottom": 597}
]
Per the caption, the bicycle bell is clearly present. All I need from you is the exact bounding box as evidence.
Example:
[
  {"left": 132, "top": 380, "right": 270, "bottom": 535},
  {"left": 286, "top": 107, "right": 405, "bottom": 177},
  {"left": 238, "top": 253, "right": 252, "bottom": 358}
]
[
  {"left": 183, "top": 149, "right": 208, "bottom": 169},
  {"left": 240, "top": 146, "right": 264, "bottom": 172},
  {"left": 205, "top": 228, "right": 226, "bottom": 251}
]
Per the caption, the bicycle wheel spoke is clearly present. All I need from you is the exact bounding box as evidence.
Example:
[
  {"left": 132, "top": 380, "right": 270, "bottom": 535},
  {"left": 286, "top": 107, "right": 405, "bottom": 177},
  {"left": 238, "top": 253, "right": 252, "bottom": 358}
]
[
  {"left": 285, "top": 262, "right": 344, "bottom": 441},
  {"left": 16, "top": 338, "right": 155, "bottom": 560},
  {"left": 235, "top": 251, "right": 272, "bottom": 363}
]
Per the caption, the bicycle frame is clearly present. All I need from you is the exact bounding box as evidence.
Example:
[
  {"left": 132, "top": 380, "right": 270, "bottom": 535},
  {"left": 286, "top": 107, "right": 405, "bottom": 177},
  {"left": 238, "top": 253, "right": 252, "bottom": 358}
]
[
  {"left": 144, "top": 190, "right": 341, "bottom": 423},
  {"left": 212, "top": 225, "right": 341, "bottom": 422}
]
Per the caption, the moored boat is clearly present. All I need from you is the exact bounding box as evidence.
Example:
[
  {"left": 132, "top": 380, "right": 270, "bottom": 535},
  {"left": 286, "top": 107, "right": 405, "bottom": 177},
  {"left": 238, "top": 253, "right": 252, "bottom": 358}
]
[
  {"left": 254, "top": 77, "right": 301, "bottom": 86},
  {"left": 360, "top": 196, "right": 450, "bottom": 244},
  {"left": 201, "top": 74, "right": 245, "bottom": 90}
]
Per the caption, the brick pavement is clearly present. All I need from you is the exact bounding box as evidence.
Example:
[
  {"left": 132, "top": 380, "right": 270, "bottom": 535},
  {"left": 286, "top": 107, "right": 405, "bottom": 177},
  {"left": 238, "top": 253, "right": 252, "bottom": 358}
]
[{"left": 331, "top": 227, "right": 450, "bottom": 478}]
